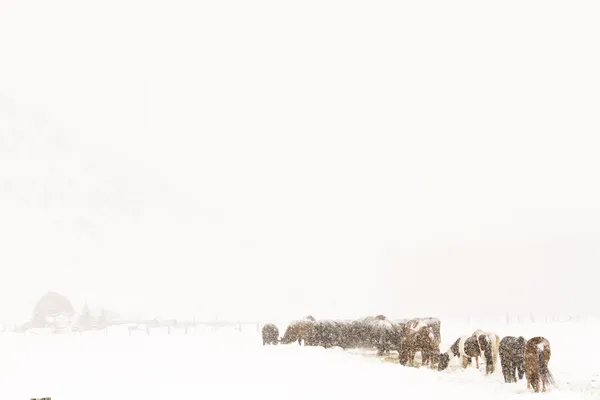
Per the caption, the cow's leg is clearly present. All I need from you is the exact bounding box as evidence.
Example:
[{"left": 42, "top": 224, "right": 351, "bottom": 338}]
[
  {"left": 502, "top": 359, "right": 509, "bottom": 382},
  {"left": 424, "top": 350, "right": 431, "bottom": 369},
  {"left": 517, "top": 363, "right": 525, "bottom": 381},
  {"left": 542, "top": 377, "right": 546, "bottom": 393},
  {"left": 401, "top": 348, "right": 411, "bottom": 366},
  {"left": 501, "top": 360, "right": 508, "bottom": 382},
  {"left": 508, "top": 364, "right": 514, "bottom": 382},
  {"left": 430, "top": 352, "right": 439, "bottom": 370},
  {"left": 509, "top": 362, "right": 517, "bottom": 382},
  {"left": 429, "top": 351, "right": 437, "bottom": 369},
  {"left": 399, "top": 345, "right": 409, "bottom": 366}
]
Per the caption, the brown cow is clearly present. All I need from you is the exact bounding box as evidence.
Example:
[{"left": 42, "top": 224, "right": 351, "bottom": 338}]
[
  {"left": 280, "top": 318, "right": 316, "bottom": 346},
  {"left": 524, "top": 337, "right": 554, "bottom": 393},
  {"left": 399, "top": 317, "right": 441, "bottom": 368}
]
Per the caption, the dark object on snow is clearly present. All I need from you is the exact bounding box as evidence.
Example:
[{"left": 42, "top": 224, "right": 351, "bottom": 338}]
[
  {"left": 280, "top": 318, "right": 316, "bottom": 346},
  {"left": 261, "top": 323, "right": 279, "bottom": 345},
  {"left": 398, "top": 317, "right": 441, "bottom": 368},
  {"left": 499, "top": 336, "right": 526, "bottom": 383},
  {"left": 524, "top": 337, "right": 554, "bottom": 393},
  {"left": 438, "top": 333, "right": 492, "bottom": 374}
]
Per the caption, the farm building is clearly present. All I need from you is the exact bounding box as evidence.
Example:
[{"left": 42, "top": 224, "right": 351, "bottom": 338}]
[{"left": 29, "top": 291, "right": 76, "bottom": 331}]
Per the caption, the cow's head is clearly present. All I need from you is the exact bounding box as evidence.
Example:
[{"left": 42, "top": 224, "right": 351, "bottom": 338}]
[
  {"left": 438, "top": 352, "right": 450, "bottom": 370},
  {"left": 279, "top": 335, "right": 292, "bottom": 344}
]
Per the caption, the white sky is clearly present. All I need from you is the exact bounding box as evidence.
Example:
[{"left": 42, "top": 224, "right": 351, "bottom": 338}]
[{"left": 1, "top": 0, "right": 599, "bottom": 325}]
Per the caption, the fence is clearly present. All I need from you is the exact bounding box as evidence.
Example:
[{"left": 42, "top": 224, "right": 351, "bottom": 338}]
[{"left": 10, "top": 313, "right": 599, "bottom": 337}]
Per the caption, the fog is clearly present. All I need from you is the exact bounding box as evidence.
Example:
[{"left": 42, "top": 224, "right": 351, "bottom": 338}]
[{"left": 1, "top": 0, "right": 599, "bottom": 327}]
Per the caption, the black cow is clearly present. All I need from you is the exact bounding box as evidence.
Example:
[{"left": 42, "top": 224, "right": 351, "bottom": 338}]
[
  {"left": 499, "top": 336, "right": 526, "bottom": 383},
  {"left": 369, "top": 318, "right": 404, "bottom": 355}
]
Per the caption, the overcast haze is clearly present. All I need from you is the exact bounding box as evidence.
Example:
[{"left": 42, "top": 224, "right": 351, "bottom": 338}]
[{"left": 1, "top": 0, "right": 599, "bottom": 326}]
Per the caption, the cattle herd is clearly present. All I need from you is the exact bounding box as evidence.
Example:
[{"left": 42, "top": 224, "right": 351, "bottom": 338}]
[{"left": 261, "top": 315, "right": 555, "bottom": 393}]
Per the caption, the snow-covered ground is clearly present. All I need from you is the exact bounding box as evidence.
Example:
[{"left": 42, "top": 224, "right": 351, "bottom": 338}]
[{"left": 0, "top": 317, "right": 598, "bottom": 399}]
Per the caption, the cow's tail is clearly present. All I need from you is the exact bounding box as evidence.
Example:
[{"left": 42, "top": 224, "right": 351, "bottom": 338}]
[{"left": 539, "top": 343, "right": 554, "bottom": 387}]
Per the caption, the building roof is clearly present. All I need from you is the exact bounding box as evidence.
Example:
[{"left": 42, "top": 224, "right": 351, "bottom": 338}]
[{"left": 32, "top": 291, "right": 75, "bottom": 318}]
